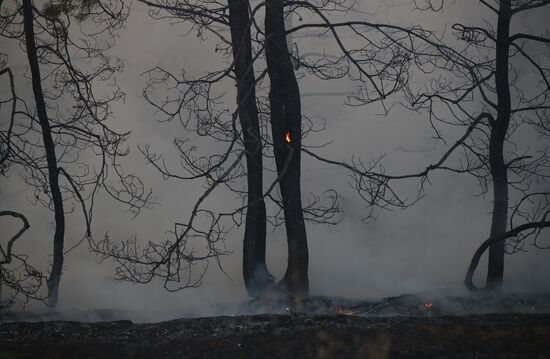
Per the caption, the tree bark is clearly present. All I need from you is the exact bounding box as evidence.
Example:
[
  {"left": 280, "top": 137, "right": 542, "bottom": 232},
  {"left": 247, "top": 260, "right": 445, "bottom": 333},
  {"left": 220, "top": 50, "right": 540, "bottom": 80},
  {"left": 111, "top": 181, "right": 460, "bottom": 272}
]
[
  {"left": 486, "top": 0, "right": 512, "bottom": 291},
  {"left": 228, "top": 0, "right": 273, "bottom": 297},
  {"left": 265, "top": 0, "right": 309, "bottom": 298},
  {"left": 23, "top": 0, "right": 65, "bottom": 307}
]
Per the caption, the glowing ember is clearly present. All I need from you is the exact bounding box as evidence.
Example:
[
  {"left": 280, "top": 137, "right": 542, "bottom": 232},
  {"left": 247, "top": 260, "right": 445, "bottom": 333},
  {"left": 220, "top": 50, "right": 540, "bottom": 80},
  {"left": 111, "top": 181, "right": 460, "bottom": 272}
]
[
  {"left": 424, "top": 303, "right": 433, "bottom": 309},
  {"left": 285, "top": 132, "right": 291, "bottom": 143},
  {"left": 337, "top": 308, "right": 353, "bottom": 317}
]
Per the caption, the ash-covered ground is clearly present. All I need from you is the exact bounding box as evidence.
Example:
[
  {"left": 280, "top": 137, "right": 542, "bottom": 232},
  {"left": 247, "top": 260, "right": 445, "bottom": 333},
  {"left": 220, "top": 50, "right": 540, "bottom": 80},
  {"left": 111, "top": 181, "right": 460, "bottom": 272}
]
[{"left": 1, "top": 292, "right": 550, "bottom": 358}]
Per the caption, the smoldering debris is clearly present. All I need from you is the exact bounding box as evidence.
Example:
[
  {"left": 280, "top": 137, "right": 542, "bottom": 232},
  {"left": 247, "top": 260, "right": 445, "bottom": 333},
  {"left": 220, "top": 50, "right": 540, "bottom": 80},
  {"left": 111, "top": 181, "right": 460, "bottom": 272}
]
[
  {"left": 239, "top": 291, "right": 550, "bottom": 317},
  {"left": 3, "top": 291, "right": 550, "bottom": 323}
]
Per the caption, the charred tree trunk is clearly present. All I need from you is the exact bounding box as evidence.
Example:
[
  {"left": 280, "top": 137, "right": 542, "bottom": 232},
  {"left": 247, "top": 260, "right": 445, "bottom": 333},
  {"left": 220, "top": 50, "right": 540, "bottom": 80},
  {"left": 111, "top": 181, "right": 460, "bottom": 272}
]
[
  {"left": 486, "top": 0, "right": 511, "bottom": 291},
  {"left": 265, "top": 0, "right": 309, "bottom": 298},
  {"left": 228, "top": 0, "right": 273, "bottom": 297},
  {"left": 23, "top": 0, "right": 65, "bottom": 306}
]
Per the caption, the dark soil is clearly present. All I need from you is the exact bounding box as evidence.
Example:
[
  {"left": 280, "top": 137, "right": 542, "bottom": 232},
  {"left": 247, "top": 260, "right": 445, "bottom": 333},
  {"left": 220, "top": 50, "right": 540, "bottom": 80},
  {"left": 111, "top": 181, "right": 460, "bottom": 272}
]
[{"left": 2, "top": 293, "right": 550, "bottom": 358}]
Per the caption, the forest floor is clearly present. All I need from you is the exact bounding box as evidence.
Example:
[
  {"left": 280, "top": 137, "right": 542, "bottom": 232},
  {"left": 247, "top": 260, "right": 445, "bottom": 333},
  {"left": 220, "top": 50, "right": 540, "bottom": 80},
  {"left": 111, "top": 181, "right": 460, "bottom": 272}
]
[{"left": 1, "top": 292, "right": 550, "bottom": 358}]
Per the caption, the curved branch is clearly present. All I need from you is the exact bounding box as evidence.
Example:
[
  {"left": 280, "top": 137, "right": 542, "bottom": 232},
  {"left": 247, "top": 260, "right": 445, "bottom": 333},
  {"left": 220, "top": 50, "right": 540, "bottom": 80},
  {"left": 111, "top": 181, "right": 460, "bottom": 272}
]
[
  {"left": 465, "top": 219, "right": 550, "bottom": 291},
  {"left": 0, "top": 211, "right": 30, "bottom": 265}
]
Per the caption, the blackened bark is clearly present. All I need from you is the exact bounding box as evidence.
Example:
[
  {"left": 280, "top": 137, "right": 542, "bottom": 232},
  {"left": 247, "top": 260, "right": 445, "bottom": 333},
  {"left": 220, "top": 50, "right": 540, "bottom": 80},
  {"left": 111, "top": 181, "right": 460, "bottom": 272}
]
[
  {"left": 486, "top": 0, "right": 511, "bottom": 291},
  {"left": 228, "top": 0, "right": 273, "bottom": 297},
  {"left": 265, "top": 0, "right": 309, "bottom": 298},
  {"left": 23, "top": 0, "right": 65, "bottom": 306}
]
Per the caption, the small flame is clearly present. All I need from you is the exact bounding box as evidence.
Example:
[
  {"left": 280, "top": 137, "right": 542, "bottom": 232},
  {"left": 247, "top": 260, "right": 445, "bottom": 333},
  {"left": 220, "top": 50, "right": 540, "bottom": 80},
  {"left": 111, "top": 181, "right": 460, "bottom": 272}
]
[
  {"left": 337, "top": 308, "right": 353, "bottom": 317},
  {"left": 424, "top": 303, "right": 433, "bottom": 309},
  {"left": 285, "top": 132, "right": 291, "bottom": 143}
]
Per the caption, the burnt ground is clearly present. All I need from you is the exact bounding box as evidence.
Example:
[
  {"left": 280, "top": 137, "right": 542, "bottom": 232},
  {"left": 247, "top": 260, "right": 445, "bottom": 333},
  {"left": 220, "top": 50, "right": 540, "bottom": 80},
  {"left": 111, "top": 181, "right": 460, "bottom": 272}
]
[{"left": 1, "top": 293, "right": 550, "bottom": 358}]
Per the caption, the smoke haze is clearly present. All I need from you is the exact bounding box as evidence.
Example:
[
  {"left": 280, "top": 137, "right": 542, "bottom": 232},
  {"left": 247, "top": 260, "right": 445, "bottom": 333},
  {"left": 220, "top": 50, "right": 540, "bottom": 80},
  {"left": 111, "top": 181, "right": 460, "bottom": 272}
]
[{"left": 1, "top": 0, "right": 549, "bottom": 321}]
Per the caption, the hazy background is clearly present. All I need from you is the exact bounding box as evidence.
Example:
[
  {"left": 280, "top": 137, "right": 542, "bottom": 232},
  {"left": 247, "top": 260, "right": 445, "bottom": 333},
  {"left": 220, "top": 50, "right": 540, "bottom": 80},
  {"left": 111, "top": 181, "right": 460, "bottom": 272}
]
[{"left": 1, "top": 0, "right": 549, "bottom": 319}]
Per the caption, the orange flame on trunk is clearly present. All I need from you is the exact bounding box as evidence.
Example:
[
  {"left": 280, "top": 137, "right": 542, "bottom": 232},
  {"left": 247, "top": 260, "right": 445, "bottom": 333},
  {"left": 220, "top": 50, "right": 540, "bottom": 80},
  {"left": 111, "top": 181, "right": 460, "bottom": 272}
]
[
  {"left": 424, "top": 303, "right": 433, "bottom": 309},
  {"left": 285, "top": 132, "right": 291, "bottom": 143},
  {"left": 337, "top": 308, "right": 353, "bottom": 317}
]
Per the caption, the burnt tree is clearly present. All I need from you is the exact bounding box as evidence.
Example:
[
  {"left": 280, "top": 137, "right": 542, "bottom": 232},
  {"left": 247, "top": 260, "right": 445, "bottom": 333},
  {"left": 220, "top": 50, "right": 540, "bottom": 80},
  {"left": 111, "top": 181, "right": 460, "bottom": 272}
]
[
  {"left": 1, "top": 0, "right": 150, "bottom": 306},
  {"left": 95, "top": 0, "right": 409, "bottom": 300},
  {"left": 408, "top": 0, "right": 550, "bottom": 290},
  {"left": 486, "top": 0, "right": 512, "bottom": 290},
  {"left": 382, "top": 0, "right": 550, "bottom": 290},
  {"left": 22, "top": 0, "right": 66, "bottom": 307},
  {"left": 285, "top": 0, "right": 550, "bottom": 291},
  {"left": 1, "top": 55, "right": 45, "bottom": 309},
  {"left": 265, "top": 0, "right": 308, "bottom": 296},
  {"left": 228, "top": 0, "right": 272, "bottom": 296}
]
